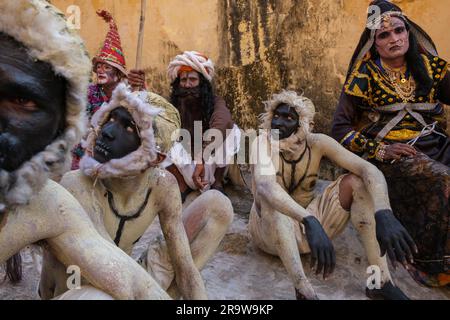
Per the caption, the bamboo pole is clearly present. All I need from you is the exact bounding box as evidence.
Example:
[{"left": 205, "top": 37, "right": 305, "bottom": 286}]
[{"left": 135, "top": 0, "right": 147, "bottom": 69}]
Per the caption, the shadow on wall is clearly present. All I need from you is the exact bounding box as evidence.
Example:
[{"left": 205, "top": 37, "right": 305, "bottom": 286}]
[
  {"left": 142, "top": 0, "right": 448, "bottom": 179},
  {"left": 143, "top": 0, "right": 352, "bottom": 134}
]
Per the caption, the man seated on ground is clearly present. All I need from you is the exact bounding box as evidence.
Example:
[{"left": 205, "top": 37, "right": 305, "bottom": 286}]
[
  {"left": 166, "top": 51, "right": 241, "bottom": 201},
  {"left": 39, "top": 84, "right": 233, "bottom": 299},
  {"left": 71, "top": 9, "right": 180, "bottom": 169},
  {"left": 0, "top": 0, "right": 170, "bottom": 300},
  {"left": 249, "top": 90, "right": 417, "bottom": 300}
]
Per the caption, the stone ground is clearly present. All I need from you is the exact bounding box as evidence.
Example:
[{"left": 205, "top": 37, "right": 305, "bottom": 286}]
[{"left": 0, "top": 175, "right": 449, "bottom": 300}]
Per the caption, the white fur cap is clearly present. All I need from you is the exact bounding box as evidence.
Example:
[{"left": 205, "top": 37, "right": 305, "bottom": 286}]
[
  {"left": 0, "top": 0, "right": 90, "bottom": 145},
  {"left": 0, "top": 0, "right": 90, "bottom": 210},
  {"left": 259, "top": 90, "right": 316, "bottom": 133},
  {"left": 80, "top": 83, "right": 162, "bottom": 179},
  {"left": 167, "top": 51, "right": 215, "bottom": 83}
]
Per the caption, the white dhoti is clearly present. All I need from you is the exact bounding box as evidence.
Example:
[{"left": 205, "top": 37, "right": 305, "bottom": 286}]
[{"left": 165, "top": 124, "right": 241, "bottom": 190}]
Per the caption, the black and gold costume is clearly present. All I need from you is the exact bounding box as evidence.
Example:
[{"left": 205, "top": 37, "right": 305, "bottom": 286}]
[
  {"left": 335, "top": 54, "right": 449, "bottom": 162},
  {"left": 331, "top": 0, "right": 449, "bottom": 286}
]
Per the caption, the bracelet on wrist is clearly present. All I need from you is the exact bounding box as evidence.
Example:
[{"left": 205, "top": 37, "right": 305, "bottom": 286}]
[{"left": 375, "top": 144, "right": 387, "bottom": 162}]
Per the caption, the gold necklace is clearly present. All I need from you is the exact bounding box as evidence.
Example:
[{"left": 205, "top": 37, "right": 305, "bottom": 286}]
[{"left": 381, "top": 60, "right": 416, "bottom": 102}]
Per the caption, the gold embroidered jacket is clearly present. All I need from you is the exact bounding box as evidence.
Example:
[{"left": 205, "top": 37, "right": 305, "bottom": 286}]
[{"left": 332, "top": 54, "right": 449, "bottom": 160}]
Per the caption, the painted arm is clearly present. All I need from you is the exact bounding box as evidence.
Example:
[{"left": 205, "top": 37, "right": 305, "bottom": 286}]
[
  {"left": 251, "top": 135, "right": 335, "bottom": 277},
  {"left": 46, "top": 190, "right": 170, "bottom": 300},
  {"left": 316, "top": 133, "right": 391, "bottom": 212},
  {"left": 157, "top": 173, "right": 208, "bottom": 300},
  {"left": 0, "top": 181, "right": 169, "bottom": 300},
  {"left": 251, "top": 135, "right": 311, "bottom": 223},
  {"left": 316, "top": 134, "right": 417, "bottom": 266}
]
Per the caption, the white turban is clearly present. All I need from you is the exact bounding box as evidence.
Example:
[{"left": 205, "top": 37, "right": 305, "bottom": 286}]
[{"left": 167, "top": 51, "right": 215, "bottom": 83}]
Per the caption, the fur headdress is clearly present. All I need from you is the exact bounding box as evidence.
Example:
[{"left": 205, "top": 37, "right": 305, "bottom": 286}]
[
  {"left": 0, "top": 0, "right": 90, "bottom": 211},
  {"left": 259, "top": 90, "right": 316, "bottom": 153},
  {"left": 260, "top": 90, "right": 316, "bottom": 132},
  {"left": 80, "top": 83, "right": 162, "bottom": 179}
]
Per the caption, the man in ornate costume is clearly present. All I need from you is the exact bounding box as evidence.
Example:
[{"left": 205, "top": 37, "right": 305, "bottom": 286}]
[
  {"left": 39, "top": 84, "right": 233, "bottom": 299},
  {"left": 71, "top": 10, "right": 180, "bottom": 169},
  {"left": 331, "top": 0, "right": 449, "bottom": 287},
  {"left": 166, "top": 51, "right": 241, "bottom": 201},
  {"left": 250, "top": 90, "right": 417, "bottom": 300},
  {"left": 0, "top": 0, "right": 170, "bottom": 300}
]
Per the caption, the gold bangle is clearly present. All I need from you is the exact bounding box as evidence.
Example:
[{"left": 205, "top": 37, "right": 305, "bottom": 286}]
[{"left": 375, "top": 144, "right": 387, "bottom": 162}]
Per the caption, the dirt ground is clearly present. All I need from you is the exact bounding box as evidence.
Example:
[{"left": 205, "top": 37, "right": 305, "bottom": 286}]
[{"left": 0, "top": 178, "right": 448, "bottom": 300}]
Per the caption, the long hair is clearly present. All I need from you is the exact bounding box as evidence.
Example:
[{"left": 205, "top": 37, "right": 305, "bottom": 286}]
[
  {"left": 5, "top": 253, "right": 22, "bottom": 283},
  {"left": 347, "top": 0, "right": 434, "bottom": 97},
  {"left": 369, "top": 21, "right": 434, "bottom": 96},
  {"left": 170, "top": 74, "right": 215, "bottom": 130}
]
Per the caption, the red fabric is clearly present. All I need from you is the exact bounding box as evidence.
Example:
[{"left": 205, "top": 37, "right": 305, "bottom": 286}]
[
  {"left": 178, "top": 65, "right": 194, "bottom": 75},
  {"left": 94, "top": 10, "right": 126, "bottom": 74}
]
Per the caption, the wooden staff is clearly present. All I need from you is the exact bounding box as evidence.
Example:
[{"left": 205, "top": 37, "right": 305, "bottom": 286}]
[{"left": 135, "top": 0, "right": 147, "bottom": 69}]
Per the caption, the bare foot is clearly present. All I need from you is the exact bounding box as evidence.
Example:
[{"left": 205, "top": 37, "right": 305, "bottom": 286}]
[{"left": 295, "top": 280, "right": 318, "bottom": 300}]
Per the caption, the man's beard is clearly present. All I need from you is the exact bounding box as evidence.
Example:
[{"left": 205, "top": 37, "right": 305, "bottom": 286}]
[
  {"left": 174, "top": 86, "right": 203, "bottom": 122},
  {"left": 173, "top": 86, "right": 201, "bottom": 99},
  {"left": 173, "top": 86, "right": 204, "bottom": 154}
]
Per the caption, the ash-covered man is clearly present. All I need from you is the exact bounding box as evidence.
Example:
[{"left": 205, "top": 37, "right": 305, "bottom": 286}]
[
  {"left": 0, "top": 0, "right": 170, "bottom": 300},
  {"left": 39, "top": 84, "right": 233, "bottom": 299},
  {"left": 71, "top": 10, "right": 180, "bottom": 169},
  {"left": 249, "top": 91, "right": 417, "bottom": 300},
  {"left": 166, "top": 51, "right": 241, "bottom": 200}
]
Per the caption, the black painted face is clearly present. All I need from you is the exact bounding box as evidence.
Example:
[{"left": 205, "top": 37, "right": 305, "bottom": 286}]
[
  {"left": 94, "top": 107, "right": 141, "bottom": 163},
  {"left": 0, "top": 33, "right": 66, "bottom": 172},
  {"left": 271, "top": 103, "right": 300, "bottom": 140}
]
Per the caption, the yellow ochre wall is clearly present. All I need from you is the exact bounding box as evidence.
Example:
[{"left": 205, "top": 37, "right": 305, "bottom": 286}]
[{"left": 52, "top": 0, "right": 450, "bottom": 132}]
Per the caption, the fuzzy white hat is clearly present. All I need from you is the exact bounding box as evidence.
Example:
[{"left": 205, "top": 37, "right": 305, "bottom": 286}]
[
  {"left": 0, "top": 0, "right": 90, "bottom": 211},
  {"left": 259, "top": 91, "right": 316, "bottom": 154},
  {"left": 259, "top": 90, "right": 316, "bottom": 133},
  {"left": 80, "top": 83, "right": 162, "bottom": 179}
]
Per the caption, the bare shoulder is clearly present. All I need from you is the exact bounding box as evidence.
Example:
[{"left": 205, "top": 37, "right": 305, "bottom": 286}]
[
  {"left": 307, "top": 133, "right": 335, "bottom": 146},
  {"left": 147, "top": 167, "right": 178, "bottom": 190},
  {"left": 148, "top": 168, "right": 182, "bottom": 219},
  {"left": 27, "top": 179, "right": 89, "bottom": 224},
  {"left": 39, "top": 179, "right": 77, "bottom": 204},
  {"left": 1, "top": 180, "right": 90, "bottom": 245},
  {"left": 59, "top": 170, "right": 95, "bottom": 199},
  {"left": 308, "top": 133, "right": 345, "bottom": 151},
  {"left": 60, "top": 170, "right": 92, "bottom": 189}
]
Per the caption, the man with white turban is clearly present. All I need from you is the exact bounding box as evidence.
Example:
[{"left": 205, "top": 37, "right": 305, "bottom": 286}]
[{"left": 166, "top": 51, "right": 241, "bottom": 201}]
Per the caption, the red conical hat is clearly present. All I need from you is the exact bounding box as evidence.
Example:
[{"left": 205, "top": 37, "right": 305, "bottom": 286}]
[{"left": 92, "top": 10, "right": 127, "bottom": 76}]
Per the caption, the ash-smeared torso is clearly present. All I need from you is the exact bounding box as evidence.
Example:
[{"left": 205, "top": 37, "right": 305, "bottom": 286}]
[
  {"left": 0, "top": 180, "right": 112, "bottom": 265},
  {"left": 251, "top": 134, "right": 323, "bottom": 211},
  {"left": 60, "top": 168, "right": 168, "bottom": 255},
  {"left": 275, "top": 138, "right": 322, "bottom": 208}
]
